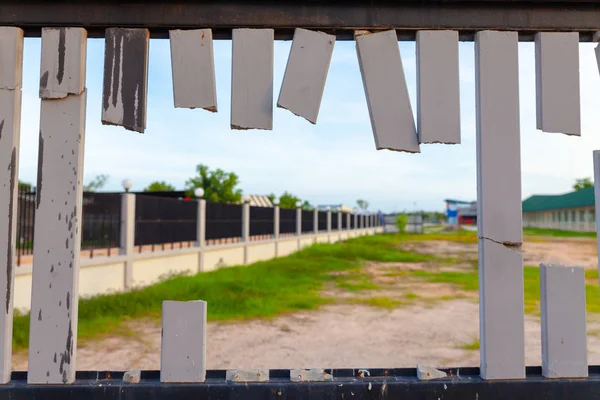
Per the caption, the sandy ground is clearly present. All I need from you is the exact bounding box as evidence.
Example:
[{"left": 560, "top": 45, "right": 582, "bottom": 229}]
[{"left": 13, "top": 236, "right": 600, "bottom": 371}]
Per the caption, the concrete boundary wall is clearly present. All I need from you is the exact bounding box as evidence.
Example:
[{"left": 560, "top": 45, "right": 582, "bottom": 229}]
[{"left": 13, "top": 227, "right": 382, "bottom": 311}]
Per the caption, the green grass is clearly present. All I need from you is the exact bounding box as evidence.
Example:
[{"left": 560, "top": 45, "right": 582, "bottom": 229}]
[
  {"left": 523, "top": 227, "right": 596, "bottom": 238},
  {"left": 461, "top": 338, "right": 480, "bottom": 351},
  {"left": 352, "top": 297, "right": 403, "bottom": 309},
  {"left": 12, "top": 234, "right": 431, "bottom": 350}
]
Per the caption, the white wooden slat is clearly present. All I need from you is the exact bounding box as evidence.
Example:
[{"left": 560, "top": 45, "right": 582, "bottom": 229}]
[
  {"left": 39, "top": 28, "right": 86, "bottom": 99},
  {"left": 160, "top": 300, "right": 207, "bottom": 383},
  {"left": 0, "top": 26, "right": 23, "bottom": 384},
  {"left": 535, "top": 32, "right": 580, "bottom": 135},
  {"left": 102, "top": 28, "right": 149, "bottom": 133},
  {"left": 540, "top": 264, "right": 588, "bottom": 378},
  {"left": 475, "top": 30, "right": 525, "bottom": 380},
  {"left": 416, "top": 30, "right": 460, "bottom": 144},
  {"left": 593, "top": 150, "right": 600, "bottom": 285},
  {"left": 277, "top": 28, "right": 335, "bottom": 124},
  {"left": 355, "top": 30, "right": 420, "bottom": 153},
  {"left": 231, "top": 29, "right": 274, "bottom": 130},
  {"left": 28, "top": 31, "right": 87, "bottom": 384},
  {"left": 169, "top": 29, "right": 217, "bottom": 111}
]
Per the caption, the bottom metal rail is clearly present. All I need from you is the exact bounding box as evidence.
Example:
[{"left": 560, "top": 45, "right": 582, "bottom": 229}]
[{"left": 1, "top": 367, "right": 599, "bottom": 399}]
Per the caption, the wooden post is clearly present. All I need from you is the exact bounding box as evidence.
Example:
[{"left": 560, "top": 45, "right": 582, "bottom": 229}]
[
  {"left": 0, "top": 26, "right": 23, "bottom": 384},
  {"left": 161, "top": 300, "right": 207, "bottom": 383},
  {"left": 231, "top": 29, "right": 274, "bottom": 130},
  {"left": 540, "top": 264, "right": 588, "bottom": 378},
  {"left": 278, "top": 28, "right": 335, "bottom": 124},
  {"left": 535, "top": 32, "right": 580, "bottom": 135},
  {"left": 416, "top": 30, "right": 460, "bottom": 144},
  {"left": 28, "top": 27, "right": 87, "bottom": 385},
  {"left": 169, "top": 29, "right": 217, "bottom": 111},
  {"left": 102, "top": 28, "right": 149, "bottom": 133},
  {"left": 121, "top": 193, "right": 135, "bottom": 287},
  {"left": 475, "top": 30, "right": 525, "bottom": 380},
  {"left": 355, "top": 30, "right": 419, "bottom": 153}
]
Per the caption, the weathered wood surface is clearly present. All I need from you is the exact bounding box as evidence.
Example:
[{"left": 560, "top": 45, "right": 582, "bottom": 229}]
[
  {"left": 169, "top": 29, "right": 217, "bottom": 111},
  {"left": 535, "top": 32, "right": 580, "bottom": 135},
  {"left": 540, "top": 264, "right": 588, "bottom": 378},
  {"left": 277, "top": 28, "right": 334, "bottom": 124},
  {"left": 475, "top": 30, "right": 525, "bottom": 380},
  {"left": 416, "top": 30, "right": 460, "bottom": 144},
  {"left": 0, "top": 26, "right": 23, "bottom": 384},
  {"left": 28, "top": 29, "right": 87, "bottom": 384},
  {"left": 161, "top": 300, "right": 207, "bottom": 383},
  {"left": 593, "top": 150, "right": 600, "bottom": 286},
  {"left": 231, "top": 29, "right": 274, "bottom": 130},
  {"left": 355, "top": 30, "right": 419, "bottom": 153},
  {"left": 102, "top": 28, "right": 149, "bottom": 133},
  {"left": 39, "top": 28, "right": 86, "bottom": 99}
]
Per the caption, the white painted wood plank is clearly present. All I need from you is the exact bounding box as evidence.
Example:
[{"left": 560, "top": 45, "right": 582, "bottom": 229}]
[
  {"left": 475, "top": 31, "right": 525, "bottom": 381},
  {"left": 161, "top": 300, "right": 207, "bottom": 383},
  {"left": 0, "top": 26, "right": 23, "bottom": 384},
  {"left": 28, "top": 31, "right": 87, "bottom": 383},
  {"left": 475, "top": 31, "right": 522, "bottom": 246},
  {"left": 416, "top": 30, "right": 460, "bottom": 144},
  {"left": 169, "top": 29, "right": 217, "bottom": 111},
  {"left": 0, "top": 27, "right": 24, "bottom": 90},
  {"left": 355, "top": 30, "right": 419, "bottom": 153},
  {"left": 277, "top": 28, "right": 335, "bottom": 124},
  {"left": 102, "top": 28, "right": 149, "bottom": 133},
  {"left": 593, "top": 150, "right": 600, "bottom": 285},
  {"left": 535, "top": 32, "right": 580, "bottom": 135},
  {"left": 39, "top": 28, "right": 86, "bottom": 99},
  {"left": 540, "top": 264, "right": 587, "bottom": 378},
  {"left": 231, "top": 29, "right": 274, "bottom": 130}
]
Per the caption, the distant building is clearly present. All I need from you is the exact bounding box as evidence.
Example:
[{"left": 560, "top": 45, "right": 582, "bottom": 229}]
[
  {"left": 522, "top": 187, "right": 595, "bottom": 232},
  {"left": 317, "top": 204, "right": 355, "bottom": 213}
]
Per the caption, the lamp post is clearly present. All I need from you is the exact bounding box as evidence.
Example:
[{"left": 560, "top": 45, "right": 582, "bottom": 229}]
[
  {"left": 194, "top": 187, "right": 204, "bottom": 198},
  {"left": 121, "top": 179, "right": 132, "bottom": 193}
]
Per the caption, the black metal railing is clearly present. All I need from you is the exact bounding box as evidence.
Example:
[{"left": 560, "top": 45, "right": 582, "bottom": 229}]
[
  {"left": 318, "top": 211, "right": 328, "bottom": 231},
  {"left": 205, "top": 201, "right": 242, "bottom": 242},
  {"left": 301, "top": 209, "right": 314, "bottom": 233},
  {"left": 331, "top": 212, "right": 338, "bottom": 230},
  {"left": 249, "top": 206, "right": 274, "bottom": 239},
  {"left": 342, "top": 212, "right": 348, "bottom": 229},
  {"left": 81, "top": 193, "right": 121, "bottom": 257},
  {"left": 135, "top": 194, "right": 197, "bottom": 251},
  {"left": 280, "top": 208, "right": 296, "bottom": 235}
]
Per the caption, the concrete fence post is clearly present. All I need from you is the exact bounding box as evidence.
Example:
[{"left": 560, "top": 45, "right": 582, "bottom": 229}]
[
  {"left": 354, "top": 213, "right": 358, "bottom": 234},
  {"left": 242, "top": 202, "right": 250, "bottom": 264},
  {"left": 121, "top": 193, "right": 136, "bottom": 289},
  {"left": 313, "top": 207, "right": 318, "bottom": 242},
  {"left": 196, "top": 199, "right": 206, "bottom": 272},
  {"left": 296, "top": 206, "right": 302, "bottom": 250},
  {"left": 338, "top": 210, "right": 342, "bottom": 231},
  {"left": 346, "top": 212, "right": 351, "bottom": 231},
  {"left": 327, "top": 208, "right": 332, "bottom": 242},
  {"left": 274, "top": 205, "right": 280, "bottom": 256}
]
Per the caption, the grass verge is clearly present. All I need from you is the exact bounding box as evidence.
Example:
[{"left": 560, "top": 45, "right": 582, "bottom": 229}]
[{"left": 523, "top": 227, "right": 596, "bottom": 238}]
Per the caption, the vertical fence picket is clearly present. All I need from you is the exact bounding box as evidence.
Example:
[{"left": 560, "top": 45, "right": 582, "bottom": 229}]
[
  {"left": 0, "top": 26, "right": 23, "bottom": 384},
  {"left": 475, "top": 30, "right": 525, "bottom": 380},
  {"left": 28, "top": 27, "right": 87, "bottom": 384}
]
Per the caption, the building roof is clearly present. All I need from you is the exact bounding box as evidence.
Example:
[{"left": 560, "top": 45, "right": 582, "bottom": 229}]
[
  {"left": 444, "top": 199, "right": 472, "bottom": 205},
  {"left": 522, "top": 187, "right": 594, "bottom": 213},
  {"left": 247, "top": 195, "right": 273, "bottom": 207}
]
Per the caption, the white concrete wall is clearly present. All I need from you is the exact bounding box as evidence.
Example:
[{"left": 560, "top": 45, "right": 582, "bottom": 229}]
[
  {"left": 523, "top": 207, "right": 595, "bottom": 232},
  {"left": 13, "top": 227, "right": 383, "bottom": 311}
]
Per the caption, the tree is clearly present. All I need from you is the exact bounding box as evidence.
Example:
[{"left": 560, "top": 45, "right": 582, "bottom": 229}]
[
  {"left": 573, "top": 178, "right": 593, "bottom": 191},
  {"left": 185, "top": 164, "right": 242, "bottom": 203},
  {"left": 84, "top": 174, "right": 109, "bottom": 192},
  {"left": 18, "top": 180, "right": 33, "bottom": 192},
  {"left": 144, "top": 181, "right": 176, "bottom": 192},
  {"left": 357, "top": 199, "right": 369, "bottom": 210},
  {"left": 268, "top": 191, "right": 310, "bottom": 209}
]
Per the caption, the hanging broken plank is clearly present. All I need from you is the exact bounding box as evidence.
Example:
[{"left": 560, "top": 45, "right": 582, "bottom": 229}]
[
  {"left": 231, "top": 29, "right": 274, "bottom": 130},
  {"left": 160, "top": 300, "right": 207, "bottom": 383},
  {"left": 416, "top": 30, "right": 460, "bottom": 144},
  {"left": 39, "top": 28, "right": 86, "bottom": 99},
  {"left": 475, "top": 30, "right": 525, "bottom": 380},
  {"left": 277, "top": 28, "right": 335, "bottom": 124},
  {"left": 535, "top": 32, "right": 580, "bottom": 135},
  {"left": 540, "top": 264, "right": 587, "bottom": 378},
  {"left": 594, "top": 32, "right": 600, "bottom": 76},
  {"left": 102, "top": 28, "right": 149, "bottom": 133},
  {"left": 28, "top": 28, "right": 87, "bottom": 385},
  {"left": 169, "top": 29, "right": 217, "bottom": 111},
  {"left": 0, "top": 26, "right": 23, "bottom": 384},
  {"left": 355, "top": 30, "right": 419, "bottom": 153}
]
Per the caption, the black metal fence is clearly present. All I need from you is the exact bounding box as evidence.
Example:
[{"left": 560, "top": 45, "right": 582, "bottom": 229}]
[
  {"left": 342, "top": 212, "right": 348, "bottom": 229},
  {"left": 301, "top": 209, "right": 314, "bottom": 233},
  {"left": 135, "top": 194, "right": 197, "bottom": 250},
  {"left": 205, "top": 201, "right": 242, "bottom": 241},
  {"left": 280, "top": 208, "right": 296, "bottom": 235},
  {"left": 331, "top": 212, "right": 338, "bottom": 230},
  {"left": 318, "top": 211, "right": 328, "bottom": 231},
  {"left": 250, "top": 206, "right": 274, "bottom": 238}
]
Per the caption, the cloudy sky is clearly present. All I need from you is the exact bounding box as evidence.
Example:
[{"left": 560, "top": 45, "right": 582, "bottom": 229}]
[{"left": 14, "top": 37, "right": 600, "bottom": 213}]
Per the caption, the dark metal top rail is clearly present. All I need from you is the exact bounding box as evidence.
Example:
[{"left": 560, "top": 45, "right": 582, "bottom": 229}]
[{"left": 1, "top": 1, "right": 600, "bottom": 41}]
